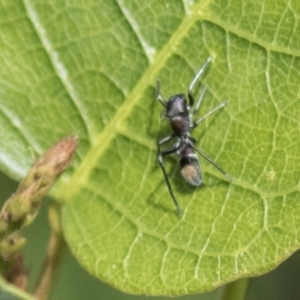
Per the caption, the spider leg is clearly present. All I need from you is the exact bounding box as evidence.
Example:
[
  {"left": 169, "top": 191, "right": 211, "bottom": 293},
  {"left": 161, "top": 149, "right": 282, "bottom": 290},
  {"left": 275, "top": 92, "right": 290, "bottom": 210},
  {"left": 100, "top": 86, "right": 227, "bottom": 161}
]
[
  {"left": 188, "top": 56, "right": 212, "bottom": 107},
  {"left": 155, "top": 80, "right": 166, "bottom": 107},
  {"left": 157, "top": 136, "right": 182, "bottom": 216},
  {"left": 191, "top": 86, "right": 207, "bottom": 117},
  {"left": 192, "top": 101, "right": 227, "bottom": 129},
  {"left": 186, "top": 139, "right": 232, "bottom": 182}
]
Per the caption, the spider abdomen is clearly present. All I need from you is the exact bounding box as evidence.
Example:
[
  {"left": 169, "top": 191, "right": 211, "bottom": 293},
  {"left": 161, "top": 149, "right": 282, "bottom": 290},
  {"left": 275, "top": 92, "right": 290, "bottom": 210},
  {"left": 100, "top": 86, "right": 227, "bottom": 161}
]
[{"left": 180, "top": 154, "right": 202, "bottom": 186}]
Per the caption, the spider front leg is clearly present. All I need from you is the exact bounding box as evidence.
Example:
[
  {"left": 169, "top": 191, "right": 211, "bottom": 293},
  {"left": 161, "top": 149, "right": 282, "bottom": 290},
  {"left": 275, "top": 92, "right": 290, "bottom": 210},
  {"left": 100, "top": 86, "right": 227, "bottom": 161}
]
[
  {"left": 188, "top": 56, "right": 212, "bottom": 107},
  {"left": 155, "top": 80, "right": 166, "bottom": 107},
  {"left": 191, "top": 86, "right": 207, "bottom": 117},
  {"left": 157, "top": 135, "right": 182, "bottom": 216}
]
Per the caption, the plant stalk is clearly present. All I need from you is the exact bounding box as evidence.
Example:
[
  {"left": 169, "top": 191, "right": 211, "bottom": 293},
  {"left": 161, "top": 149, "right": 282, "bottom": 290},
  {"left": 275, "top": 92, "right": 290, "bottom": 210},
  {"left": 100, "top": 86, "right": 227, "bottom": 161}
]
[
  {"left": 221, "top": 278, "right": 249, "bottom": 300},
  {"left": 33, "top": 204, "right": 66, "bottom": 300}
]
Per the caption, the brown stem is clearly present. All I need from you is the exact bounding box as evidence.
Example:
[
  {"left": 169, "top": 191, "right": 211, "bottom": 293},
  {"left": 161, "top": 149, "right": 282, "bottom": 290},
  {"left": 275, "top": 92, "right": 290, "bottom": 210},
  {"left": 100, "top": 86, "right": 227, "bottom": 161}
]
[{"left": 33, "top": 205, "right": 66, "bottom": 300}]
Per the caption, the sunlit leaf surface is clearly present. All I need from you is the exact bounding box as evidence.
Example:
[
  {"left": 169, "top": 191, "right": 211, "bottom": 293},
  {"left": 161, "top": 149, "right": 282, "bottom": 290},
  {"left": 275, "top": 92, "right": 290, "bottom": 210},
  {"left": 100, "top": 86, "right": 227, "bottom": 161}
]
[{"left": 1, "top": 0, "right": 300, "bottom": 296}]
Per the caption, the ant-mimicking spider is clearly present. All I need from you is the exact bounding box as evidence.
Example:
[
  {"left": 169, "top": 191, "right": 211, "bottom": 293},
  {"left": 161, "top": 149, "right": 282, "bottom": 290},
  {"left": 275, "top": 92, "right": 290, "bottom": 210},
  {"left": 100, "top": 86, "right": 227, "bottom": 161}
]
[{"left": 156, "top": 57, "right": 232, "bottom": 217}]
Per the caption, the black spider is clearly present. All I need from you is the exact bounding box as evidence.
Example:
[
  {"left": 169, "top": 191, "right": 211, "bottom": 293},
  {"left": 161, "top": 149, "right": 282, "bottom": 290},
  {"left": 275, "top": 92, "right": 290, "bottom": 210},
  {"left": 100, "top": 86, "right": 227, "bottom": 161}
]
[{"left": 155, "top": 57, "right": 232, "bottom": 216}]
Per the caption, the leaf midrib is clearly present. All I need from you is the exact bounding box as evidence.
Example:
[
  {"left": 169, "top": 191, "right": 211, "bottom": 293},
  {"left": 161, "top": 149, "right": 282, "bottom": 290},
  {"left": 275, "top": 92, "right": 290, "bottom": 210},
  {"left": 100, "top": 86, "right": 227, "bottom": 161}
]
[
  {"left": 53, "top": 2, "right": 209, "bottom": 201},
  {"left": 46, "top": 1, "right": 300, "bottom": 201}
]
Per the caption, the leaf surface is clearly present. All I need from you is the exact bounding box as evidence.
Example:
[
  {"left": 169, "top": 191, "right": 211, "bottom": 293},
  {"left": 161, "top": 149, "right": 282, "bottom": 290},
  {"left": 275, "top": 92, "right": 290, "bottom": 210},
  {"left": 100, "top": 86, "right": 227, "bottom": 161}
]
[{"left": 1, "top": 0, "right": 300, "bottom": 296}]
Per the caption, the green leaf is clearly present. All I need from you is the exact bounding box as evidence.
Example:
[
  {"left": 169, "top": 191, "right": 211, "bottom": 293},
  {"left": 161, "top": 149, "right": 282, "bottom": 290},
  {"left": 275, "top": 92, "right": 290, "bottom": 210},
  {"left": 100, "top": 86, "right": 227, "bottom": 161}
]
[{"left": 1, "top": 0, "right": 300, "bottom": 296}]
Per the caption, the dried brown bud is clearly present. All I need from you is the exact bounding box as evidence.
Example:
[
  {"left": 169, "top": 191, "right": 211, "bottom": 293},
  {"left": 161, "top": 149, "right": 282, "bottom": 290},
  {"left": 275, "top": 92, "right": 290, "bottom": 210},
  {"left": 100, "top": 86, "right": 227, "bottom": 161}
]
[
  {"left": 4, "top": 253, "right": 29, "bottom": 291},
  {"left": 0, "top": 136, "right": 78, "bottom": 258},
  {"left": 18, "top": 135, "right": 78, "bottom": 195}
]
